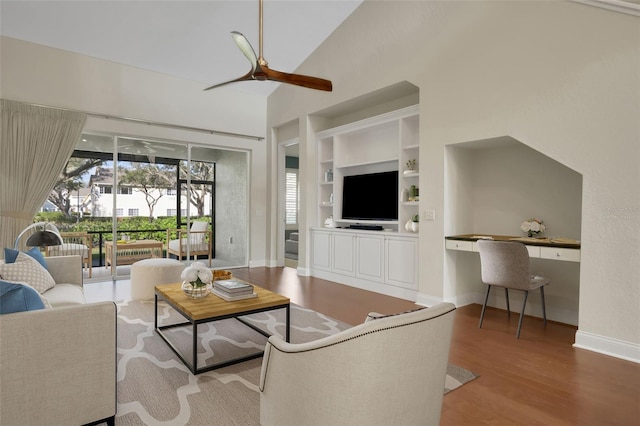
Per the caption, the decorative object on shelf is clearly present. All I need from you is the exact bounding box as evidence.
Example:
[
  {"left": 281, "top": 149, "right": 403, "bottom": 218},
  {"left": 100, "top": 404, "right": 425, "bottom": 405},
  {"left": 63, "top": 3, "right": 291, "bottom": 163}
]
[
  {"left": 411, "top": 214, "right": 419, "bottom": 233},
  {"left": 329, "top": 193, "right": 334, "bottom": 204},
  {"left": 181, "top": 261, "right": 213, "bottom": 299},
  {"left": 324, "top": 168, "right": 333, "bottom": 183},
  {"left": 401, "top": 188, "right": 409, "bottom": 202},
  {"left": 409, "top": 185, "right": 419, "bottom": 201},
  {"left": 324, "top": 216, "right": 335, "bottom": 228},
  {"left": 406, "top": 159, "right": 417, "bottom": 171},
  {"left": 520, "top": 218, "right": 546, "bottom": 237}
]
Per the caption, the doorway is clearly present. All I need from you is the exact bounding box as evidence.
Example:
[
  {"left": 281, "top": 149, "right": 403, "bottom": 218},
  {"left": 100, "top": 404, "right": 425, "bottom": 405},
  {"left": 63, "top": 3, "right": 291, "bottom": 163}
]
[{"left": 280, "top": 140, "right": 300, "bottom": 269}]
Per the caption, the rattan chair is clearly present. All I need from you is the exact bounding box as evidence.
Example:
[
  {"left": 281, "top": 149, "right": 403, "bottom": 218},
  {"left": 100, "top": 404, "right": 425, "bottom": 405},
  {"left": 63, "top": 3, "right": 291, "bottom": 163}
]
[{"left": 477, "top": 240, "right": 550, "bottom": 338}]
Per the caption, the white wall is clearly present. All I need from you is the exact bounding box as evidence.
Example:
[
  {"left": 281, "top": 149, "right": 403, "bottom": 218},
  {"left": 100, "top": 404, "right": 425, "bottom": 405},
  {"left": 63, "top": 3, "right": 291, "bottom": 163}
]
[
  {"left": 1, "top": 36, "right": 270, "bottom": 267},
  {"left": 267, "top": 1, "right": 639, "bottom": 360}
]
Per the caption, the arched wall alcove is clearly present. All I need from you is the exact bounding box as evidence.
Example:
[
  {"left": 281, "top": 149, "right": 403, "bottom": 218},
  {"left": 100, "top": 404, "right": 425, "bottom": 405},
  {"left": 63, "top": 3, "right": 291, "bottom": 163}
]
[{"left": 444, "top": 136, "right": 583, "bottom": 325}]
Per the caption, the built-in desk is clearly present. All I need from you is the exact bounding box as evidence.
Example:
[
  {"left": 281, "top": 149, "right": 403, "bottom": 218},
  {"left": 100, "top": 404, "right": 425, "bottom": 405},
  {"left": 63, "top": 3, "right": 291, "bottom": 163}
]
[{"left": 445, "top": 234, "right": 581, "bottom": 262}]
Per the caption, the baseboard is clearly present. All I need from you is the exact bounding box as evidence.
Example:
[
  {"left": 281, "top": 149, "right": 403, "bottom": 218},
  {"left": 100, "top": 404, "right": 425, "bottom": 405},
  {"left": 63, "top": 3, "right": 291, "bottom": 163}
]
[
  {"left": 249, "top": 259, "right": 267, "bottom": 268},
  {"left": 574, "top": 330, "right": 640, "bottom": 364},
  {"left": 416, "top": 290, "right": 578, "bottom": 326}
]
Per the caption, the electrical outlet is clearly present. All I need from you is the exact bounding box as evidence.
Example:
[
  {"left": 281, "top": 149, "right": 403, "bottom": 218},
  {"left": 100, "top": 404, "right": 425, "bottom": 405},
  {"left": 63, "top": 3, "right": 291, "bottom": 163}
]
[{"left": 424, "top": 210, "right": 436, "bottom": 221}]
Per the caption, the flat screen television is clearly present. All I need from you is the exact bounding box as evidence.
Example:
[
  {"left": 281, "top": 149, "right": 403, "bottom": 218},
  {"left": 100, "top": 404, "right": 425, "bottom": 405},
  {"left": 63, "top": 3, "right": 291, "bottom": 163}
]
[{"left": 342, "top": 171, "right": 398, "bottom": 221}]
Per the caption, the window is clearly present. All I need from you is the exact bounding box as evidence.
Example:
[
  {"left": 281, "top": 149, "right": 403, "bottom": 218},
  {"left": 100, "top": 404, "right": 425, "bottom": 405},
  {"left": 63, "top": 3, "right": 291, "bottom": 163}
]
[
  {"left": 167, "top": 208, "right": 176, "bottom": 216},
  {"left": 128, "top": 208, "right": 139, "bottom": 216},
  {"left": 100, "top": 185, "right": 112, "bottom": 194},
  {"left": 118, "top": 187, "right": 133, "bottom": 195},
  {"left": 167, "top": 189, "right": 176, "bottom": 196},
  {"left": 115, "top": 208, "right": 123, "bottom": 216},
  {"left": 285, "top": 169, "right": 299, "bottom": 225}
]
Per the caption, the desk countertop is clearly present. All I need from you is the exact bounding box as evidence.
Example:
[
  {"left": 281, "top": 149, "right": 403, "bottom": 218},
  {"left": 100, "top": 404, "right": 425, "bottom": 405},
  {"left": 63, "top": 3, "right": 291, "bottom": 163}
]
[{"left": 445, "top": 234, "right": 580, "bottom": 249}]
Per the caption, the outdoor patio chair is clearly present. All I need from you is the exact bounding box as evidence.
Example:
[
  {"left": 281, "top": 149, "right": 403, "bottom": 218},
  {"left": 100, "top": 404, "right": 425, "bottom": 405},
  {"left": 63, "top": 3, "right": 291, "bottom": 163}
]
[{"left": 166, "top": 221, "right": 212, "bottom": 266}]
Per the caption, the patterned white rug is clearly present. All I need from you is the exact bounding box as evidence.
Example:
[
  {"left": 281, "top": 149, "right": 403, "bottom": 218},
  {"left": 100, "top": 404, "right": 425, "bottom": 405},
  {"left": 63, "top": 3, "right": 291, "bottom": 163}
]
[{"left": 115, "top": 300, "right": 477, "bottom": 425}]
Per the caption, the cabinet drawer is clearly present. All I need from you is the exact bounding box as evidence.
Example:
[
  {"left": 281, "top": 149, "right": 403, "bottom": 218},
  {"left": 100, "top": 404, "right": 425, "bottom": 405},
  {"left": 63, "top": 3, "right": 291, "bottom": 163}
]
[
  {"left": 526, "top": 245, "right": 541, "bottom": 258},
  {"left": 539, "top": 247, "right": 581, "bottom": 262},
  {"left": 445, "top": 240, "right": 474, "bottom": 252}
]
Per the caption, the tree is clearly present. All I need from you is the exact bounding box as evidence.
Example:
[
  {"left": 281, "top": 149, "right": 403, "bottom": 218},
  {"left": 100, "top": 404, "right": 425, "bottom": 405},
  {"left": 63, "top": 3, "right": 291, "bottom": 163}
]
[
  {"left": 119, "top": 163, "right": 174, "bottom": 221},
  {"left": 49, "top": 158, "right": 103, "bottom": 217},
  {"left": 180, "top": 161, "right": 215, "bottom": 217}
]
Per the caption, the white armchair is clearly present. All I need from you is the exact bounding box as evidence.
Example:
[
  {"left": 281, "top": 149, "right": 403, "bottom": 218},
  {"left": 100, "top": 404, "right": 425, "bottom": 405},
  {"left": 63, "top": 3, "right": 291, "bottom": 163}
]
[
  {"left": 166, "top": 221, "right": 212, "bottom": 265},
  {"left": 259, "top": 302, "right": 456, "bottom": 426}
]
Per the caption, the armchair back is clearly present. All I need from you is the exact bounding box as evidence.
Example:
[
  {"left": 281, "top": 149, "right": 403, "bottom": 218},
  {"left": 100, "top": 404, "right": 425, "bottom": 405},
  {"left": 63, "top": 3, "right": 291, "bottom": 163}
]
[{"left": 259, "top": 302, "right": 456, "bottom": 426}]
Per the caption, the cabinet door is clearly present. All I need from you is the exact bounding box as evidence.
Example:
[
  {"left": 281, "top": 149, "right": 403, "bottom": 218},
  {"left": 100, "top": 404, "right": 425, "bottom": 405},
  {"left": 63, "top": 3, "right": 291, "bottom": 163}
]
[
  {"left": 311, "top": 230, "right": 331, "bottom": 271},
  {"left": 332, "top": 233, "right": 355, "bottom": 276},
  {"left": 356, "top": 234, "right": 384, "bottom": 282},
  {"left": 385, "top": 236, "right": 418, "bottom": 289}
]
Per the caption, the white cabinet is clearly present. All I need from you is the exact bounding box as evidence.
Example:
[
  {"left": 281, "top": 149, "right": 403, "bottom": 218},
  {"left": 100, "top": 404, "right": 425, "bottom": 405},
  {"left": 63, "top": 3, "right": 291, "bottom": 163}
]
[
  {"left": 310, "top": 230, "right": 331, "bottom": 271},
  {"left": 356, "top": 233, "right": 385, "bottom": 282},
  {"left": 310, "top": 228, "right": 418, "bottom": 300},
  {"left": 385, "top": 236, "right": 418, "bottom": 290},
  {"left": 332, "top": 232, "right": 356, "bottom": 276}
]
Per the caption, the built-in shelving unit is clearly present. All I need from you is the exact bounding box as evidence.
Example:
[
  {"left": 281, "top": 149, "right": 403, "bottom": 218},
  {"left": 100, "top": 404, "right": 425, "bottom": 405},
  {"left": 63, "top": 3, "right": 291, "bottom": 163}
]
[
  {"left": 316, "top": 105, "right": 420, "bottom": 232},
  {"left": 311, "top": 105, "right": 420, "bottom": 301}
]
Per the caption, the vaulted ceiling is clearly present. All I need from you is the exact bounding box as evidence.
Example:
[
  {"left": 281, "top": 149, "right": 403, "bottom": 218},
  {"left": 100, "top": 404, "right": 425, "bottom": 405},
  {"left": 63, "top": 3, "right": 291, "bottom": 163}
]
[{"left": 0, "top": 0, "right": 363, "bottom": 97}]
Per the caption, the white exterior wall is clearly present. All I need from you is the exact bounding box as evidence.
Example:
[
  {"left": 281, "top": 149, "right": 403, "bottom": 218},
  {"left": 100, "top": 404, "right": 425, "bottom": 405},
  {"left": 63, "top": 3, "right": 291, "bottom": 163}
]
[{"left": 266, "top": 1, "right": 640, "bottom": 361}]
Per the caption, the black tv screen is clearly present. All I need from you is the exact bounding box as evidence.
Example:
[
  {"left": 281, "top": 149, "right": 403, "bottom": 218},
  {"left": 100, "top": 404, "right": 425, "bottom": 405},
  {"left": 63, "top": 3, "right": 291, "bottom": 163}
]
[{"left": 342, "top": 171, "right": 398, "bottom": 221}]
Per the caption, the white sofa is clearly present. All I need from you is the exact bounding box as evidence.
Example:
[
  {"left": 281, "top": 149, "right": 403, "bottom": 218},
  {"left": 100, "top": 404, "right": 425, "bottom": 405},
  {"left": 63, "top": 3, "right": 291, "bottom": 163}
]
[
  {"left": 259, "top": 302, "right": 456, "bottom": 426},
  {"left": 0, "top": 255, "right": 117, "bottom": 426}
]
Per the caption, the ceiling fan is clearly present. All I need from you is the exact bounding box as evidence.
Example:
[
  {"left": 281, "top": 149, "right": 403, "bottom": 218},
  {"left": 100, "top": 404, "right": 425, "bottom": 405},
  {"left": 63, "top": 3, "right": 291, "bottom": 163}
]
[{"left": 204, "top": 0, "right": 332, "bottom": 92}]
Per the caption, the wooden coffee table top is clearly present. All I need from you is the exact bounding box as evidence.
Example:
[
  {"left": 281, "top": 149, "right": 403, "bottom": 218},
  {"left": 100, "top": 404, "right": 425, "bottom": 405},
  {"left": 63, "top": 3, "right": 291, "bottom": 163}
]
[{"left": 155, "top": 282, "right": 289, "bottom": 321}]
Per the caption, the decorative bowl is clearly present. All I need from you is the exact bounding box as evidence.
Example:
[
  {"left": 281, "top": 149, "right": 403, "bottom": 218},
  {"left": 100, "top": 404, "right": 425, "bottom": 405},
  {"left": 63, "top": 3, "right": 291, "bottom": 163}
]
[{"left": 213, "top": 269, "right": 233, "bottom": 281}]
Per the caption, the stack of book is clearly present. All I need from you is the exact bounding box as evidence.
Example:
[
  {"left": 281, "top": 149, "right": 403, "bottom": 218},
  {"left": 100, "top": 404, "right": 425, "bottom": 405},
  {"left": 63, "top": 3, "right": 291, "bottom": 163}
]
[{"left": 212, "top": 279, "right": 257, "bottom": 301}]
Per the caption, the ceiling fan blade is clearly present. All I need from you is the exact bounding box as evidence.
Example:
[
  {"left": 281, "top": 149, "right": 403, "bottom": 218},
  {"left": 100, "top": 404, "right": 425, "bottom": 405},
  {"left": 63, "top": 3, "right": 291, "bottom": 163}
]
[
  {"left": 231, "top": 31, "right": 258, "bottom": 73},
  {"left": 265, "top": 67, "right": 333, "bottom": 92},
  {"left": 203, "top": 69, "right": 255, "bottom": 91}
]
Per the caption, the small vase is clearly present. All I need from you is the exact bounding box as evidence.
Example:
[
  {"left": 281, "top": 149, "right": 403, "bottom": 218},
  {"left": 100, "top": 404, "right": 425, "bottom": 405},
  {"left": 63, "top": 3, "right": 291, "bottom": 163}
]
[
  {"left": 411, "top": 221, "right": 419, "bottom": 233},
  {"left": 182, "top": 281, "right": 210, "bottom": 299}
]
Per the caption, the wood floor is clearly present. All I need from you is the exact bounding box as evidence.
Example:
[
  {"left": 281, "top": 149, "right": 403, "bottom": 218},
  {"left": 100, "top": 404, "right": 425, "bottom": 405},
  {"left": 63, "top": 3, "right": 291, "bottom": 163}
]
[
  {"left": 229, "top": 266, "right": 640, "bottom": 426},
  {"left": 87, "top": 265, "right": 639, "bottom": 424}
]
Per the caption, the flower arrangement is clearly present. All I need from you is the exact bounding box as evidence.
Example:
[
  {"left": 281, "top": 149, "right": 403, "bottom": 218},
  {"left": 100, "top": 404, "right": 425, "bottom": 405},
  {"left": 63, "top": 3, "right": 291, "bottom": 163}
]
[
  {"left": 521, "top": 218, "right": 546, "bottom": 237},
  {"left": 181, "top": 261, "right": 213, "bottom": 298}
]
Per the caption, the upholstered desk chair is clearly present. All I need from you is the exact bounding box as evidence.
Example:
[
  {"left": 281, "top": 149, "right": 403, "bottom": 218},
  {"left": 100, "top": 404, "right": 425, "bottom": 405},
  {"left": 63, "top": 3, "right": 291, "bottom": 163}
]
[
  {"left": 477, "top": 240, "right": 550, "bottom": 339},
  {"left": 166, "top": 221, "right": 212, "bottom": 266},
  {"left": 259, "top": 303, "right": 456, "bottom": 426}
]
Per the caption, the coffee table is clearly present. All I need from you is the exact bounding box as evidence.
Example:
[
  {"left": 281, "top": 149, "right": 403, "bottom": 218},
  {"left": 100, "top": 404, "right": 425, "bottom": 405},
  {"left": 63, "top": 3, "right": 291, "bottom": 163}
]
[{"left": 154, "top": 282, "right": 290, "bottom": 375}]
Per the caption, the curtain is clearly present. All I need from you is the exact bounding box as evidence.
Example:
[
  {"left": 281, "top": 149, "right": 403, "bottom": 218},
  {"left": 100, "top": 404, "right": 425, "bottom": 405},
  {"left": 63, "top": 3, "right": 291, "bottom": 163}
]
[{"left": 0, "top": 99, "right": 87, "bottom": 257}]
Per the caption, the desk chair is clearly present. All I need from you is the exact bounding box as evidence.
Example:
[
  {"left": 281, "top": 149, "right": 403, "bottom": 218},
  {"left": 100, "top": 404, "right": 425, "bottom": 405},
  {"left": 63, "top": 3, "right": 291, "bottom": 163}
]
[{"left": 477, "top": 240, "right": 550, "bottom": 338}]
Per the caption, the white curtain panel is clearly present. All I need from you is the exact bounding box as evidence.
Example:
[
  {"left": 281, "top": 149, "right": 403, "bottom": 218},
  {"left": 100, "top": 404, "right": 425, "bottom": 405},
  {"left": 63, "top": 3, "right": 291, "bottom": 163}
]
[{"left": 0, "top": 100, "right": 86, "bottom": 256}]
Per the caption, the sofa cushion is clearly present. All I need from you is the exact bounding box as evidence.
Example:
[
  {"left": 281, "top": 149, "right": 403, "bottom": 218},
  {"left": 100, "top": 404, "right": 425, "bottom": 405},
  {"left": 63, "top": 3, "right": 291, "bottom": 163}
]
[
  {"left": 4, "top": 247, "right": 48, "bottom": 270},
  {"left": 0, "top": 280, "right": 45, "bottom": 314},
  {"left": 43, "top": 284, "right": 85, "bottom": 307},
  {"left": 0, "top": 252, "right": 55, "bottom": 294}
]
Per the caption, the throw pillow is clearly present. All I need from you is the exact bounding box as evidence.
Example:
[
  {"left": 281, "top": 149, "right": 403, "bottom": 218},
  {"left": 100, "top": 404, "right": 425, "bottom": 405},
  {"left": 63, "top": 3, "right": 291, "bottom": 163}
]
[
  {"left": 0, "top": 252, "right": 56, "bottom": 294},
  {"left": 0, "top": 279, "right": 46, "bottom": 314},
  {"left": 4, "top": 247, "right": 49, "bottom": 270}
]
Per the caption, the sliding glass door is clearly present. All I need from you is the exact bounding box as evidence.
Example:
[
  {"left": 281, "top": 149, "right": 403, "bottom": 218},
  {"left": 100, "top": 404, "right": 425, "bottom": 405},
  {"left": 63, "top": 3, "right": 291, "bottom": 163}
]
[{"left": 39, "top": 133, "right": 249, "bottom": 281}]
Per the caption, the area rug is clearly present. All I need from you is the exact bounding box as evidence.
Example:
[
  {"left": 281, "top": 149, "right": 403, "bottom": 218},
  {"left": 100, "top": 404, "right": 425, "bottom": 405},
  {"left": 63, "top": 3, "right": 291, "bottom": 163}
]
[{"left": 115, "top": 300, "right": 477, "bottom": 425}]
